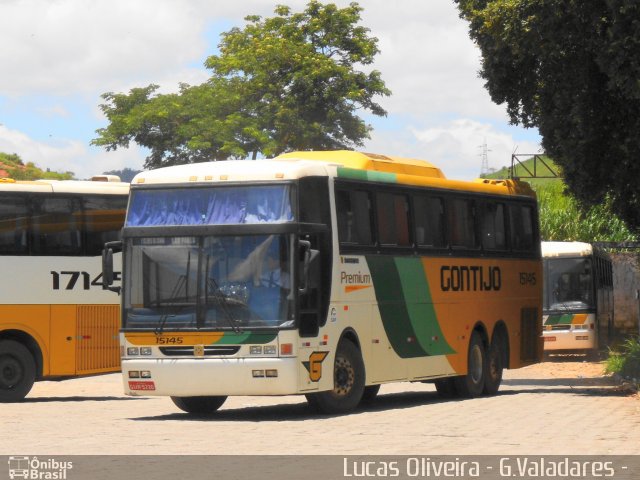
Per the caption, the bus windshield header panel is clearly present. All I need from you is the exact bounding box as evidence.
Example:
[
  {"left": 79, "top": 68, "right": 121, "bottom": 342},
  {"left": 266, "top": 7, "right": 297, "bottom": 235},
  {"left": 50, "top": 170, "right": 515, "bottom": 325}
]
[{"left": 126, "top": 184, "right": 294, "bottom": 227}]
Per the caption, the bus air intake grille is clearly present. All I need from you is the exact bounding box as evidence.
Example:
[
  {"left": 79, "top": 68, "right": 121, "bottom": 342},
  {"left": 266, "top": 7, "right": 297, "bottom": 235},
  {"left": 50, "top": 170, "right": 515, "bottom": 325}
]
[
  {"left": 551, "top": 324, "right": 571, "bottom": 331},
  {"left": 159, "top": 346, "right": 241, "bottom": 357},
  {"left": 76, "top": 305, "right": 120, "bottom": 374}
]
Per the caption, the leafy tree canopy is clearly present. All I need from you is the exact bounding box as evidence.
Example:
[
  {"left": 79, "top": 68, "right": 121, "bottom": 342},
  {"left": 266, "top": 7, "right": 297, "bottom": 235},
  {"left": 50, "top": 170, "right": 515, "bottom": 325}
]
[
  {"left": 92, "top": 1, "right": 390, "bottom": 169},
  {"left": 455, "top": 0, "right": 640, "bottom": 230}
]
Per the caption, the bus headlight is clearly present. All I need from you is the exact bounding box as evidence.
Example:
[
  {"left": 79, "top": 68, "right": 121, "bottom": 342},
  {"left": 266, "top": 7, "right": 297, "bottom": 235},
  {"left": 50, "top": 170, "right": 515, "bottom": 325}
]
[
  {"left": 127, "top": 347, "right": 139, "bottom": 356},
  {"left": 140, "top": 347, "right": 152, "bottom": 356},
  {"left": 250, "top": 346, "right": 262, "bottom": 355},
  {"left": 264, "top": 345, "right": 277, "bottom": 355}
]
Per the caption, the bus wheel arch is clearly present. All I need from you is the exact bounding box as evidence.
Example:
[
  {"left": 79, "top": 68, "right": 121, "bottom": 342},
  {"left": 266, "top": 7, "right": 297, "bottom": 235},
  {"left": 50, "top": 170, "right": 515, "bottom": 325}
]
[
  {"left": 0, "top": 336, "right": 39, "bottom": 402},
  {"left": 306, "top": 331, "right": 365, "bottom": 414}
]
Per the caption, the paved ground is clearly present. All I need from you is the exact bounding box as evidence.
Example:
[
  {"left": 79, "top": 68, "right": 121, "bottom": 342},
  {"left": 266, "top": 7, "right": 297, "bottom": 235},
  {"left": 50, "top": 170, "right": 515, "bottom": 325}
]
[{"left": 2, "top": 356, "right": 639, "bottom": 455}]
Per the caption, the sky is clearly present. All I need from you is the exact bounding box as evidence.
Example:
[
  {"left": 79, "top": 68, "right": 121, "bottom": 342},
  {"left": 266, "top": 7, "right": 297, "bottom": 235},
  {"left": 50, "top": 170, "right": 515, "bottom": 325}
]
[{"left": 0, "top": 0, "right": 542, "bottom": 181}]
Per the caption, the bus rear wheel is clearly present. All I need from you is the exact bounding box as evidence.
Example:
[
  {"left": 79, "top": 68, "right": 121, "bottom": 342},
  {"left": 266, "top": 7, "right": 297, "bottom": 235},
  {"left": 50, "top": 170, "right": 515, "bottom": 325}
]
[
  {"left": 483, "top": 336, "right": 504, "bottom": 395},
  {"left": 454, "top": 331, "right": 486, "bottom": 398},
  {"left": 171, "top": 395, "right": 227, "bottom": 414},
  {"left": 0, "top": 340, "right": 36, "bottom": 403},
  {"left": 306, "top": 340, "right": 364, "bottom": 414}
]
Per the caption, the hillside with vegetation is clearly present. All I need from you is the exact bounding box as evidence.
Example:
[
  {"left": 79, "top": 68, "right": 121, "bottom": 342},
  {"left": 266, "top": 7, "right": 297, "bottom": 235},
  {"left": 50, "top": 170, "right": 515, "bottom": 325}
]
[
  {"left": 0, "top": 152, "right": 74, "bottom": 180},
  {"left": 485, "top": 156, "right": 638, "bottom": 242}
]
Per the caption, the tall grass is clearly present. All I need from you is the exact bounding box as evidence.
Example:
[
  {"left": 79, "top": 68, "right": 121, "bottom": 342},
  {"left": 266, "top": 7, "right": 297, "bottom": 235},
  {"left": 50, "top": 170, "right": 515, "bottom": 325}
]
[
  {"left": 605, "top": 336, "right": 640, "bottom": 381},
  {"left": 535, "top": 182, "right": 637, "bottom": 242}
]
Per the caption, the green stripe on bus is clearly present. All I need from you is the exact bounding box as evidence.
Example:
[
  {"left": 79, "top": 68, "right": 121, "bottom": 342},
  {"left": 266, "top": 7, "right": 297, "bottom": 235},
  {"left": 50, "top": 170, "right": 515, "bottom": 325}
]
[
  {"left": 545, "top": 314, "right": 574, "bottom": 325},
  {"left": 394, "top": 257, "right": 455, "bottom": 356},
  {"left": 215, "top": 332, "right": 278, "bottom": 344},
  {"left": 367, "top": 256, "right": 427, "bottom": 358},
  {"left": 337, "top": 167, "right": 397, "bottom": 183}
]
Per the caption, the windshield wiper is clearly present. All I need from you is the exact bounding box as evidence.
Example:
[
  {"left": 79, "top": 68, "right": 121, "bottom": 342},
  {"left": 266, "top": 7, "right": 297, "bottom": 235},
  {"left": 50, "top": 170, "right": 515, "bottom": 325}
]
[
  {"left": 205, "top": 256, "right": 242, "bottom": 333},
  {"left": 155, "top": 251, "right": 193, "bottom": 336}
]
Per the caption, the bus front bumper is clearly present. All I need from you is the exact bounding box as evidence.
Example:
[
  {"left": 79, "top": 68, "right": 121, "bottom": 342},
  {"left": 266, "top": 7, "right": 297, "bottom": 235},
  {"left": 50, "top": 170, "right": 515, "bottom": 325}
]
[
  {"left": 542, "top": 330, "right": 595, "bottom": 351},
  {"left": 122, "top": 357, "right": 302, "bottom": 397}
]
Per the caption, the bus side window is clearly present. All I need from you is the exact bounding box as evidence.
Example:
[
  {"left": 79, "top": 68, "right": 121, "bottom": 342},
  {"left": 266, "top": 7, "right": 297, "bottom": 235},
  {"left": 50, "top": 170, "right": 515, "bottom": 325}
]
[
  {"left": 509, "top": 204, "right": 535, "bottom": 252},
  {"left": 413, "top": 196, "right": 445, "bottom": 248},
  {"left": 0, "top": 195, "right": 29, "bottom": 254},
  {"left": 336, "top": 189, "right": 373, "bottom": 246},
  {"left": 448, "top": 197, "right": 477, "bottom": 249},
  {"left": 480, "top": 202, "right": 506, "bottom": 251},
  {"left": 31, "top": 196, "right": 83, "bottom": 256},
  {"left": 376, "top": 192, "right": 410, "bottom": 247},
  {"left": 83, "top": 195, "right": 127, "bottom": 256}
]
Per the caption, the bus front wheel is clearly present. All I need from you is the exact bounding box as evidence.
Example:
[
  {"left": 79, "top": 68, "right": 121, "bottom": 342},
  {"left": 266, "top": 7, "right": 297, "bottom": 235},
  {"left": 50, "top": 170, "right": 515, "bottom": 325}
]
[
  {"left": 171, "top": 395, "right": 227, "bottom": 414},
  {"left": 306, "top": 340, "right": 365, "bottom": 414},
  {"left": 0, "top": 340, "right": 36, "bottom": 403},
  {"left": 454, "top": 331, "right": 486, "bottom": 398}
]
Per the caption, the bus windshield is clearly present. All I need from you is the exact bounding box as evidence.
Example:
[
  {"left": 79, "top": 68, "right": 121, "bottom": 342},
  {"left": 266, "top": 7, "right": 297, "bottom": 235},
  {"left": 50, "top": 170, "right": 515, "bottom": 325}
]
[
  {"left": 124, "top": 234, "right": 294, "bottom": 331},
  {"left": 544, "top": 257, "right": 594, "bottom": 311}
]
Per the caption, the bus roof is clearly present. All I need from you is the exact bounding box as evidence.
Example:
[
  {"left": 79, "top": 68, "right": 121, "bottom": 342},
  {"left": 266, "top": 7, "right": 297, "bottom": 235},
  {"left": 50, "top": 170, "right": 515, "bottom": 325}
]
[
  {"left": 0, "top": 178, "right": 130, "bottom": 195},
  {"left": 276, "top": 150, "right": 446, "bottom": 178},
  {"left": 131, "top": 150, "right": 536, "bottom": 198},
  {"left": 541, "top": 241, "right": 594, "bottom": 258}
]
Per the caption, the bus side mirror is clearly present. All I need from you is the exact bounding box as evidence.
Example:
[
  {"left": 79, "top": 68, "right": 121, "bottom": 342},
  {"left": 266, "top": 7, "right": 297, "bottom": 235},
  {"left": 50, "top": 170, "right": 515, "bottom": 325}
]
[{"left": 102, "top": 240, "right": 122, "bottom": 294}]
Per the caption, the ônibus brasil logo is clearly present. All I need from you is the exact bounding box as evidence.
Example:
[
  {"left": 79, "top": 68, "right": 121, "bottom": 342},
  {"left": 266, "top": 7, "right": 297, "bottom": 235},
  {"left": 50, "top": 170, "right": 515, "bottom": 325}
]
[{"left": 8, "top": 456, "right": 73, "bottom": 480}]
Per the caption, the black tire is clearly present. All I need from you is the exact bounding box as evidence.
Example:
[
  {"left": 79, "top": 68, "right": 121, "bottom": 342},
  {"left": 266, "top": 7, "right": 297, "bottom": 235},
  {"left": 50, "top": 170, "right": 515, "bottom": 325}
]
[
  {"left": 306, "top": 340, "right": 365, "bottom": 414},
  {"left": 434, "top": 377, "right": 457, "bottom": 398},
  {"left": 0, "top": 340, "right": 36, "bottom": 403},
  {"left": 171, "top": 395, "right": 227, "bottom": 414},
  {"left": 454, "top": 331, "right": 486, "bottom": 398},
  {"left": 483, "top": 337, "right": 504, "bottom": 395},
  {"left": 360, "top": 384, "right": 381, "bottom": 404}
]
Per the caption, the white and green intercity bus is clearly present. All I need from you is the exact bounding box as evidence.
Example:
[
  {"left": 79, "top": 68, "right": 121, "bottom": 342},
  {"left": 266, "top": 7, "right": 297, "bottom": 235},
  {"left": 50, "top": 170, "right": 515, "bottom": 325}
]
[
  {"left": 103, "top": 151, "right": 543, "bottom": 415},
  {"left": 541, "top": 241, "right": 614, "bottom": 353}
]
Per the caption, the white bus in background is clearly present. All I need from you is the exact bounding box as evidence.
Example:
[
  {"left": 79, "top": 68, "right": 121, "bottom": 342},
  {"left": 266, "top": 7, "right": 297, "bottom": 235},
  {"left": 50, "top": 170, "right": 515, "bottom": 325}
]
[
  {"left": 542, "top": 241, "right": 614, "bottom": 353},
  {"left": 0, "top": 176, "right": 129, "bottom": 402}
]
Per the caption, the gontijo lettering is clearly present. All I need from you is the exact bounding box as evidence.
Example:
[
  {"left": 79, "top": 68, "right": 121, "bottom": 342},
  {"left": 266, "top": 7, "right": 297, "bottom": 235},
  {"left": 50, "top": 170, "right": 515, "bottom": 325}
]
[{"left": 440, "top": 265, "right": 501, "bottom": 292}]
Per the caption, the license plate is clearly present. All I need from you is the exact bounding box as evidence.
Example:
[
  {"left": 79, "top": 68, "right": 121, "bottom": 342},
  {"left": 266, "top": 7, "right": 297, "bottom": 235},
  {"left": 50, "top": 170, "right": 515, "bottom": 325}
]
[{"left": 129, "top": 381, "right": 156, "bottom": 391}]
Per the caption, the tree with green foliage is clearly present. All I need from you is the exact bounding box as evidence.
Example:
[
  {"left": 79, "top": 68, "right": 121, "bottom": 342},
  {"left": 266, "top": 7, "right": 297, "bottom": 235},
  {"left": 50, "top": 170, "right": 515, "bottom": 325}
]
[
  {"left": 455, "top": 0, "right": 640, "bottom": 230},
  {"left": 92, "top": 1, "right": 390, "bottom": 169}
]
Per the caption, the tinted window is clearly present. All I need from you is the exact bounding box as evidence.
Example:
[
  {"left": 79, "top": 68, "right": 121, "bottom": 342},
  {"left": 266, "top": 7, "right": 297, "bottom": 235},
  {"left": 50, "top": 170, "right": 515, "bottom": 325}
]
[
  {"left": 448, "top": 198, "right": 477, "bottom": 249},
  {"left": 510, "top": 204, "right": 535, "bottom": 252},
  {"left": 0, "top": 195, "right": 29, "bottom": 254},
  {"left": 336, "top": 190, "right": 373, "bottom": 246},
  {"left": 31, "top": 196, "right": 82, "bottom": 255},
  {"left": 413, "top": 196, "right": 445, "bottom": 248},
  {"left": 84, "top": 195, "right": 127, "bottom": 255},
  {"left": 376, "top": 192, "right": 410, "bottom": 246},
  {"left": 480, "top": 202, "right": 507, "bottom": 251}
]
